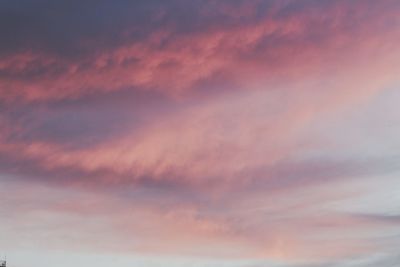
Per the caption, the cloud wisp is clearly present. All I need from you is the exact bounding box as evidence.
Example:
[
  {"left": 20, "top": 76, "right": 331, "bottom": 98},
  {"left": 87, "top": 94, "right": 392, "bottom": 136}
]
[{"left": 1, "top": 1, "right": 400, "bottom": 267}]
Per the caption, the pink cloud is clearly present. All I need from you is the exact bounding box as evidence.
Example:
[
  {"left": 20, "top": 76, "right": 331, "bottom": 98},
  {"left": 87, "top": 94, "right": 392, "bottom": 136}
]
[
  {"left": 1, "top": 2, "right": 400, "bottom": 266},
  {"left": 0, "top": 0, "right": 398, "bottom": 103}
]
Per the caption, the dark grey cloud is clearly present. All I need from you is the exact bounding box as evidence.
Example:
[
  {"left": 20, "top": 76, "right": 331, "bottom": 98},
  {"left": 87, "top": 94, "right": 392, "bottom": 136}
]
[
  {"left": 0, "top": 0, "right": 273, "bottom": 57},
  {"left": 2, "top": 0, "right": 395, "bottom": 58}
]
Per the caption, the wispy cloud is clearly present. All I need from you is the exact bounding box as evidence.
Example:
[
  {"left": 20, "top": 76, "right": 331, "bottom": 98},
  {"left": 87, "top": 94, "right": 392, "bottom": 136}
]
[{"left": 1, "top": 1, "right": 400, "bottom": 267}]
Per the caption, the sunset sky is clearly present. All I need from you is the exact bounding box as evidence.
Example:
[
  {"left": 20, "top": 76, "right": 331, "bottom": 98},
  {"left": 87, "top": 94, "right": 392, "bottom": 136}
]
[{"left": 1, "top": 1, "right": 400, "bottom": 266}]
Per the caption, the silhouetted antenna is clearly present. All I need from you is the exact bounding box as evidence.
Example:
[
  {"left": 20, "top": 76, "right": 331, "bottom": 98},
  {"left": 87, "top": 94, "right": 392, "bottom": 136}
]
[{"left": 0, "top": 254, "right": 5, "bottom": 267}]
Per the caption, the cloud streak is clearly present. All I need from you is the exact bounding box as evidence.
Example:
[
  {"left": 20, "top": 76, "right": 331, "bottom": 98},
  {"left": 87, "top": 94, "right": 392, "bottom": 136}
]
[{"left": 1, "top": 1, "right": 400, "bottom": 267}]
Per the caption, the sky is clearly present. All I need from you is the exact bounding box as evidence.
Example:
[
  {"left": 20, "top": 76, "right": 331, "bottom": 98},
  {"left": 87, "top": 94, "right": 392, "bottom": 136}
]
[{"left": 0, "top": 0, "right": 400, "bottom": 266}]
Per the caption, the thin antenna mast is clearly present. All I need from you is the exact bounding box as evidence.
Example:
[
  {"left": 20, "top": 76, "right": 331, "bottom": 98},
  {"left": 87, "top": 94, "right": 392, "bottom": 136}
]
[{"left": 0, "top": 256, "right": 5, "bottom": 267}]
